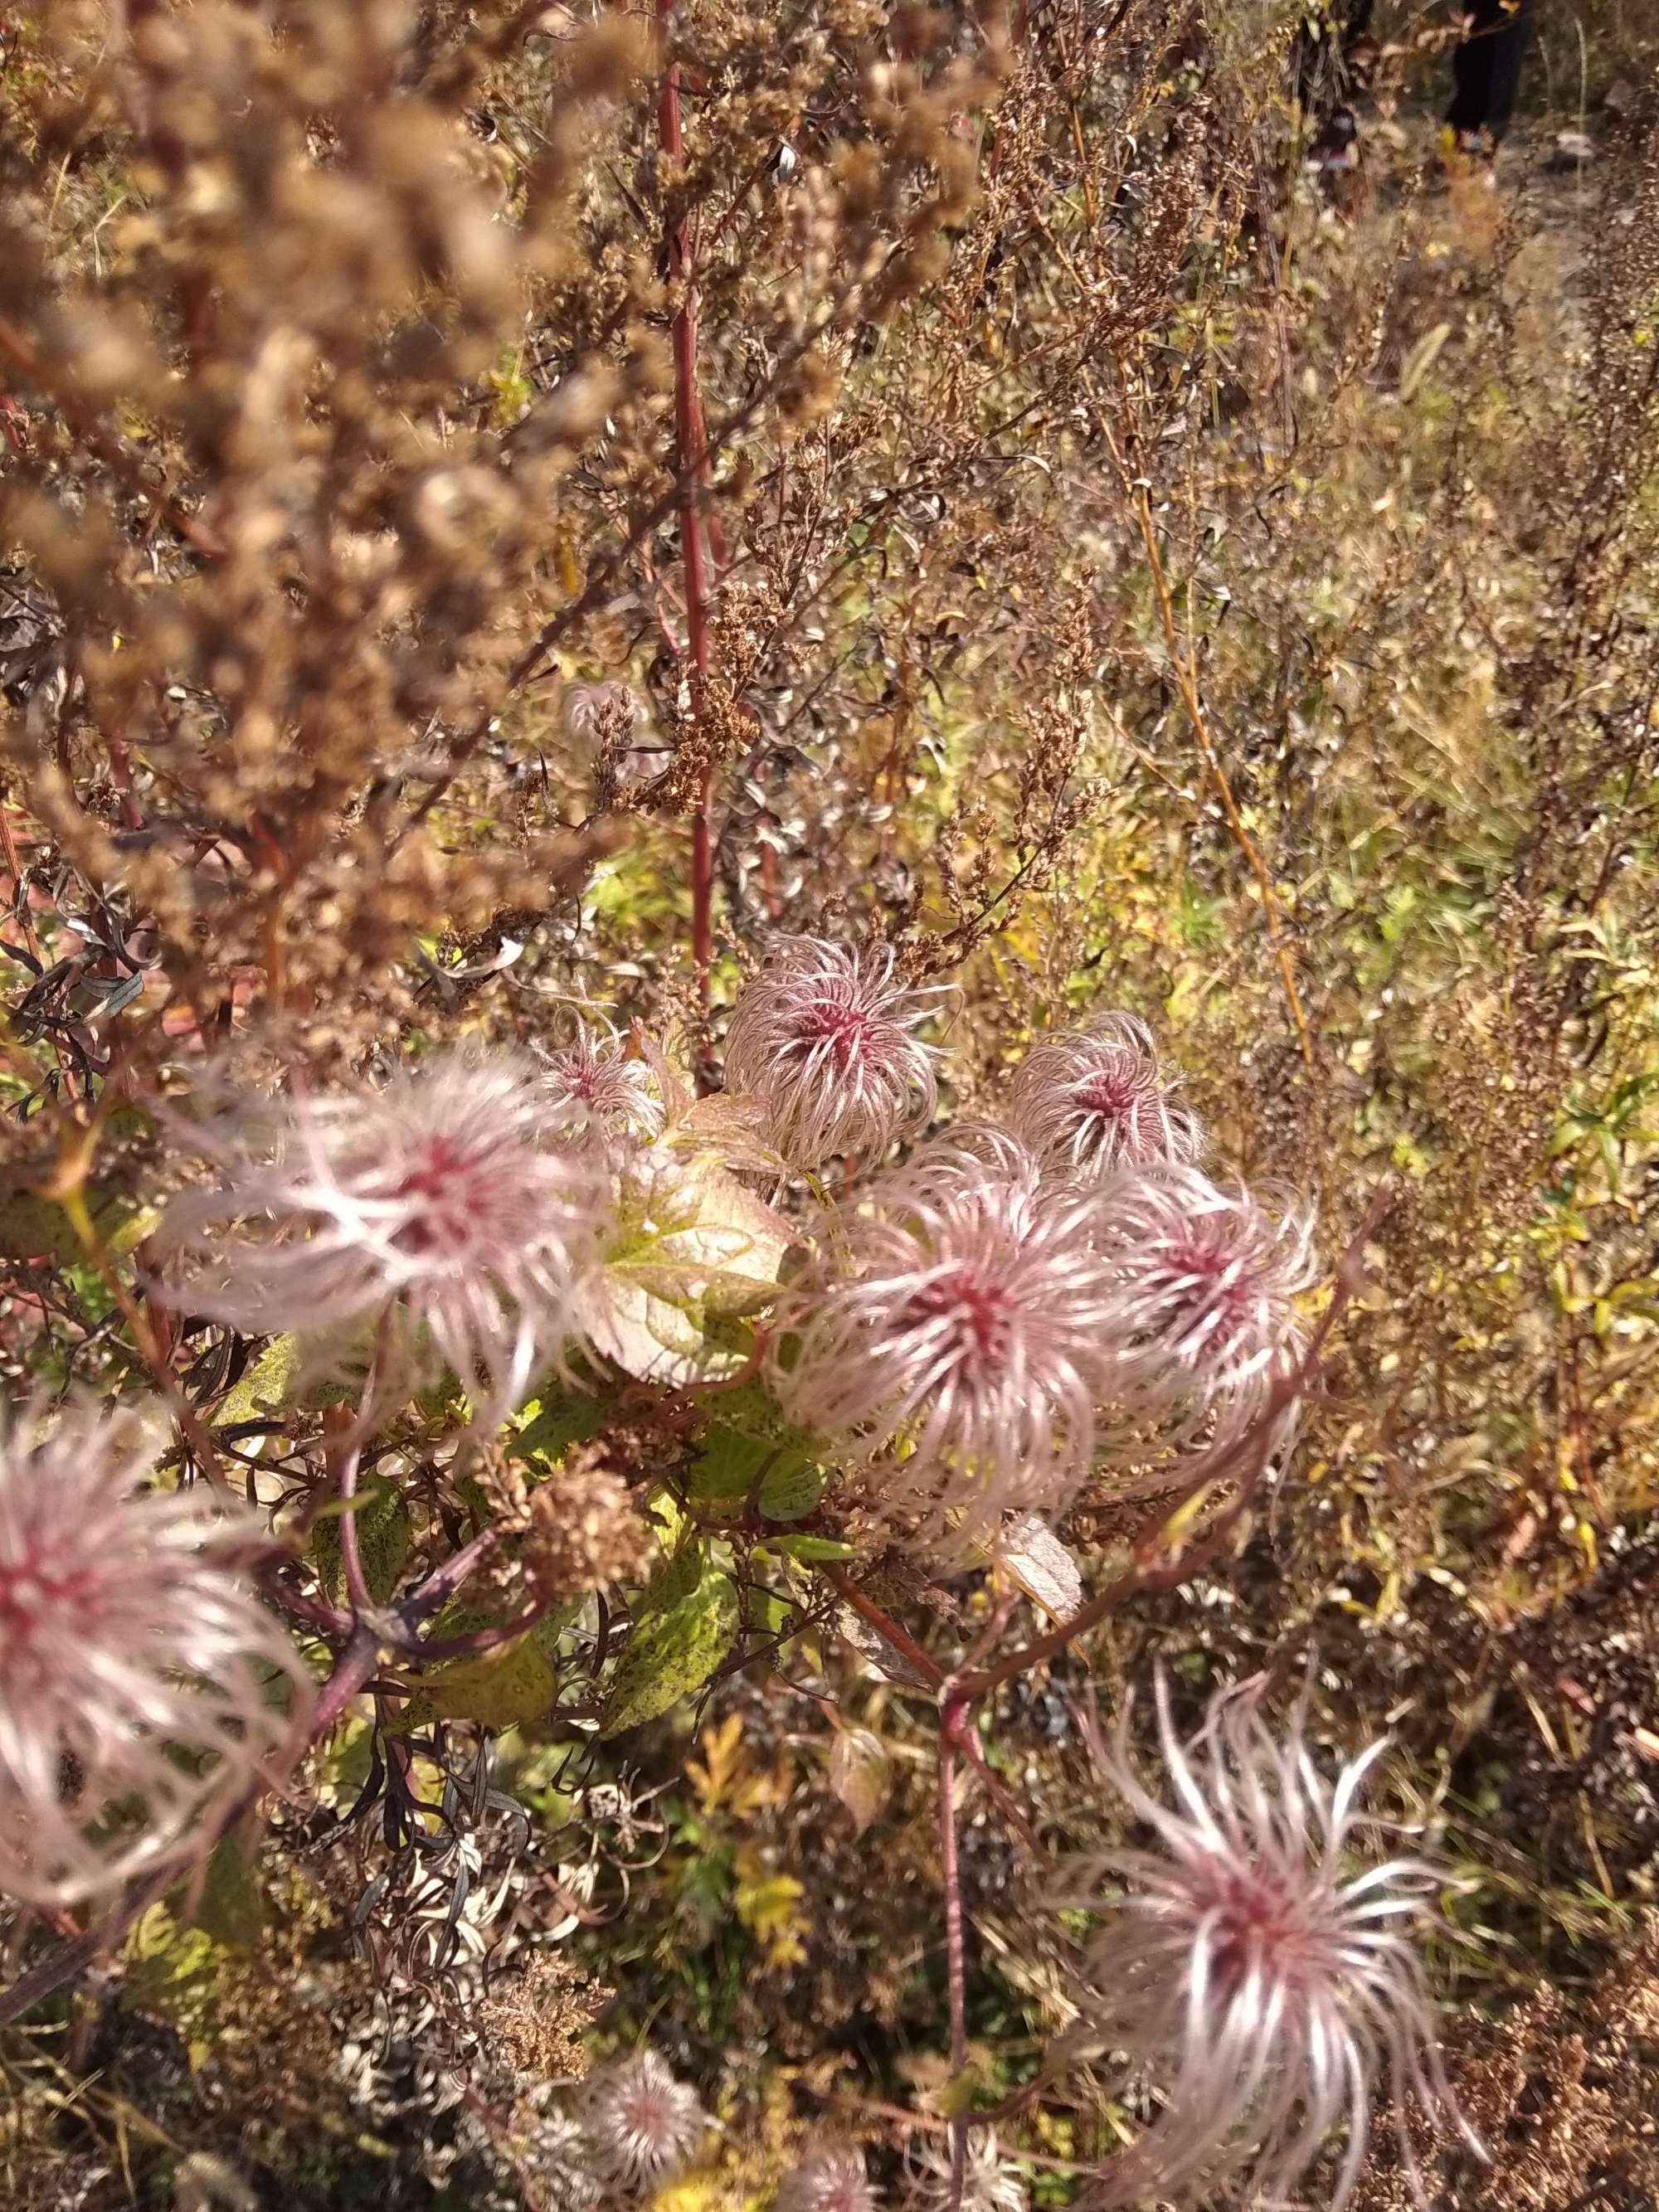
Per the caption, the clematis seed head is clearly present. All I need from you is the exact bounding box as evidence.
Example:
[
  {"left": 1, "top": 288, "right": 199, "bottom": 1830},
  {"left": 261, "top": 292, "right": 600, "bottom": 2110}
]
[
  {"left": 1065, "top": 1672, "right": 1480, "bottom": 2209},
  {"left": 722, "top": 936, "right": 949, "bottom": 1170},
  {"left": 0, "top": 1399, "right": 310, "bottom": 1908}
]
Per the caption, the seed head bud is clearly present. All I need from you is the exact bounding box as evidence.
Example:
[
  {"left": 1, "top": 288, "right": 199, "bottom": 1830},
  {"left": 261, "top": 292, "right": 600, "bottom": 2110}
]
[{"left": 1005, "top": 1011, "right": 1202, "bottom": 1184}]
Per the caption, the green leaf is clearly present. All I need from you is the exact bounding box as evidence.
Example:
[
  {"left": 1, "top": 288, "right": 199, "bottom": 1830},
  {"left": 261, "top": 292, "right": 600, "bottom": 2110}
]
[
  {"left": 415, "top": 1592, "right": 579, "bottom": 1660},
  {"left": 123, "top": 1904, "right": 228, "bottom": 2069},
  {"left": 636, "top": 1541, "right": 706, "bottom": 1614},
  {"left": 703, "top": 1373, "right": 822, "bottom": 1452},
  {"left": 312, "top": 1480, "right": 411, "bottom": 1605},
  {"left": 687, "top": 1423, "right": 771, "bottom": 1500},
  {"left": 396, "top": 1634, "right": 557, "bottom": 1732},
  {"left": 213, "top": 1333, "right": 303, "bottom": 1432},
  {"left": 0, "top": 1189, "right": 156, "bottom": 1263},
  {"left": 764, "top": 1533, "right": 857, "bottom": 1562},
  {"left": 757, "top": 1452, "right": 825, "bottom": 1523},
  {"left": 510, "top": 1391, "right": 607, "bottom": 1465},
  {"left": 600, "top": 1561, "right": 737, "bottom": 1738},
  {"left": 192, "top": 1829, "right": 265, "bottom": 1955},
  {"left": 588, "top": 1147, "right": 793, "bottom": 1386}
]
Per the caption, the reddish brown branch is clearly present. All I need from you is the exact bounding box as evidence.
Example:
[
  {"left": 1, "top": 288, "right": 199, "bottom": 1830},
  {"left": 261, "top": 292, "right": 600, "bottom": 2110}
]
[
  {"left": 657, "top": 1, "right": 715, "bottom": 1007},
  {"left": 937, "top": 1719, "right": 971, "bottom": 2212}
]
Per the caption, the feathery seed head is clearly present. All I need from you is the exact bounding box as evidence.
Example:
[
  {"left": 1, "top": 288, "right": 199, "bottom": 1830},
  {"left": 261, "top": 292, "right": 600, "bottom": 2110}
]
[
  {"left": 0, "top": 1401, "right": 310, "bottom": 1908},
  {"left": 722, "top": 936, "right": 948, "bottom": 1169},
  {"left": 774, "top": 2142, "right": 881, "bottom": 2212},
  {"left": 1005, "top": 1012, "right": 1202, "bottom": 1184},
  {"left": 1090, "top": 1163, "right": 1318, "bottom": 1450},
  {"left": 158, "top": 1049, "right": 606, "bottom": 1419},
  {"left": 1068, "top": 1672, "right": 1476, "bottom": 2209},
  {"left": 542, "top": 1021, "right": 666, "bottom": 1148},
  {"left": 908, "top": 2131, "right": 1028, "bottom": 2211},
  {"left": 581, "top": 2049, "right": 707, "bottom": 2190},
  {"left": 773, "top": 1144, "right": 1117, "bottom": 1542},
  {"left": 520, "top": 2112, "right": 601, "bottom": 2212}
]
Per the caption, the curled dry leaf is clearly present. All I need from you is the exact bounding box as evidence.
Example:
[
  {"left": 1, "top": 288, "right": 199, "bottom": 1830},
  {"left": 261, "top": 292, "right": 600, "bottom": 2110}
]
[
  {"left": 829, "top": 1725, "right": 891, "bottom": 1836},
  {"left": 994, "top": 1511, "right": 1083, "bottom": 1622}
]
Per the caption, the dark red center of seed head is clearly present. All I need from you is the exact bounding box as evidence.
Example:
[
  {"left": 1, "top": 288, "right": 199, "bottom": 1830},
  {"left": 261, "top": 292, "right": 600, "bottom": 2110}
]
[
  {"left": 1158, "top": 1237, "right": 1254, "bottom": 1341},
  {"left": 390, "top": 1136, "right": 483, "bottom": 1255},
  {"left": 1204, "top": 1861, "right": 1320, "bottom": 1994},
  {"left": 0, "top": 1547, "right": 100, "bottom": 1648},
  {"left": 791, "top": 997, "right": 880, "bottom": 1072},
  {"left": 1076, "top": 1068, "right": 1139, "bottom": 1121},
  {"left": 902, "top": 1266, "right": 1013, "bottom": 1367}
]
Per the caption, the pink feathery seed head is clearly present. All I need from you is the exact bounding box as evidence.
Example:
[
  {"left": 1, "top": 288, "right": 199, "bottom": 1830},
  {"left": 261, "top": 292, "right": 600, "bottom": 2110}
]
[
  {"left": 721, "top": 936, "right": 952, "bottom": 1170},
  {"left": 157, "top": 1048, "right": 607, "bottom": 1419},
  {"left": 541, "top": 1020, "right": 666, "bottom": 1148},
  {"left": 774, "top": 2143, "right": 881, "bottom": 2212},
  {"left": 1067, "top": 1672, "right": 1480, "bottom": 2210},
  {"left": 0, "top": 1400, "right": 312, "bottom": 1909},
  {"left": 771, "top": 1142, "right": 1118, "bottom": 1543},
  {"left": 1005, "top": 1011, "right": 1203, "bottom": 1184},
  {"left": 1089, "top": 1161, "right": 1320, "bottom": 1450},
  {"left": 580, "top": 2049, "right": 708, "bottom": 2190}
]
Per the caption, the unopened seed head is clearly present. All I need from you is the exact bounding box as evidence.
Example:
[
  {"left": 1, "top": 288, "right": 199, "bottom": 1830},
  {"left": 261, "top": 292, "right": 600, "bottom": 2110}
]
[
  {"left": 1005, "top": 1011, "right": 1203, "bottom": 1184},
  {"left": 542, "top": 1020, "right": 666, "bottom": 1147}
]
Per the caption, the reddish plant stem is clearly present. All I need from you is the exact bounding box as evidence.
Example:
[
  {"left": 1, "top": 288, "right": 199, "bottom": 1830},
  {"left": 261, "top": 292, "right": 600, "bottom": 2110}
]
[
  {"left": 657, "top": 0, "right": 715, "bottom": 1007},
  {"left": 0, "top": 801, "right": 41, "bottom": 965},
  {"left": 821, "top": 1562, "right": 945, "bottom": 1689},
  {"left": 103, "top": 731, "right": 145, "bottom": 832},
  {"left": 822, "top": 1565, "right": 1045, "bottom": 1855},
  {"left": 260, "top": 1567, "right": 352, "bottom": 1640},
  {"left": 401, "top": 1597, "right": 545, "bottom": 1662},
  {"left": 938, "top": 1719, "right": 971, "bottom": 2212},
  {"left": 309, "top": 1620, "right": 384, "bottom": 1738},
  {"left": 333, "top": 1435, "right": 373, "bottom": 1620},
  {"left": 952, "top": 1210, "right": 1377, "bottom": 1704},
  {"left": 399, "top": 1521, "right": 501, "bottom": 1628}
]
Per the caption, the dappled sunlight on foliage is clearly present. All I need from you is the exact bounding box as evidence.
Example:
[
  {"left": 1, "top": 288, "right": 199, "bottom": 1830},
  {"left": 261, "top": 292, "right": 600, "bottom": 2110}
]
[{"left": 2, "top": 3, "right": 1658, "bottom": 2210}]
